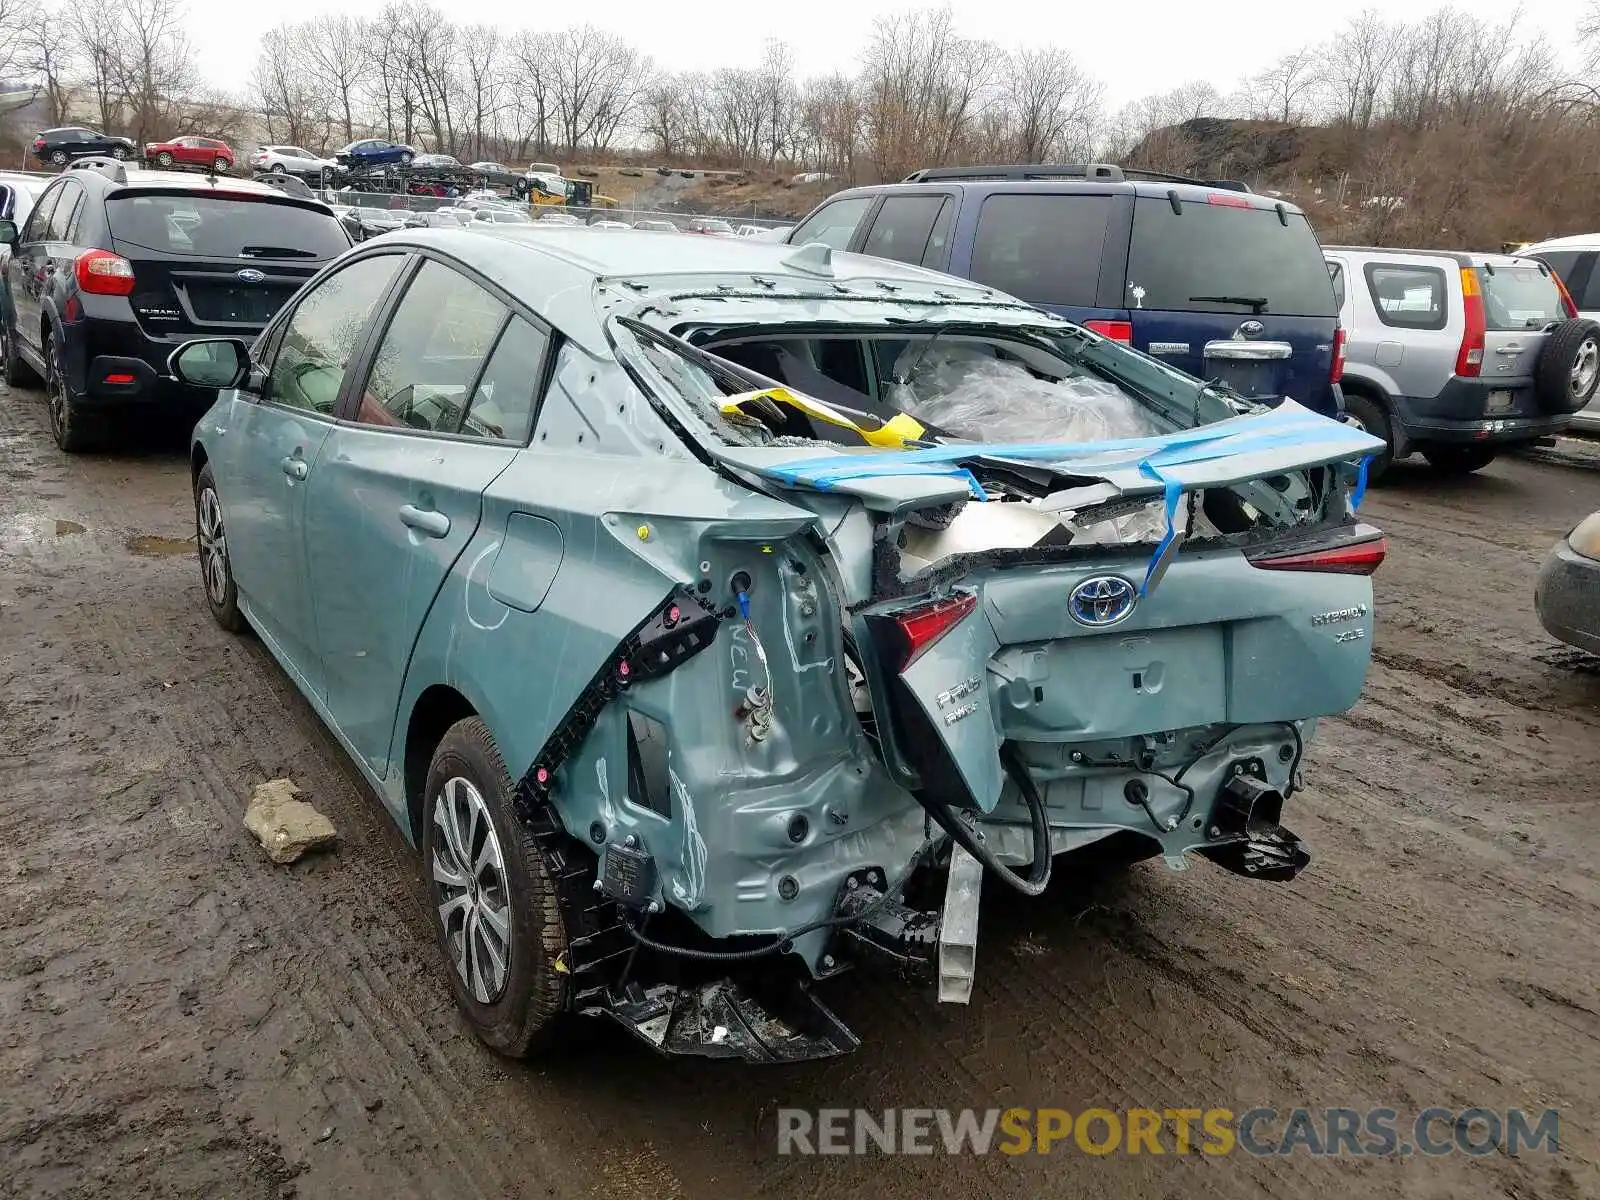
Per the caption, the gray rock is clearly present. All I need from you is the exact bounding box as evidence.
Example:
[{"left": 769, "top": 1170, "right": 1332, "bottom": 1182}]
[{"left": 244, "top": 779, "right": 338, "bottom": 865}]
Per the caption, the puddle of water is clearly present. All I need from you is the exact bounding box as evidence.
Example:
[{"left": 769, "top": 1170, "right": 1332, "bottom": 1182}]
[
  {"left": 54, "top": 520, "right": 84, "bottom": 537},
  {"left": 127, "top": 534, "right": 195, "bottom": 557}
]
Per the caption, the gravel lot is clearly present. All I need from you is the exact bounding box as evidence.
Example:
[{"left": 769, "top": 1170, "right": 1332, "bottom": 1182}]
[{"left": 1, "top": 379, "right": 1597, "bottom": 1200}]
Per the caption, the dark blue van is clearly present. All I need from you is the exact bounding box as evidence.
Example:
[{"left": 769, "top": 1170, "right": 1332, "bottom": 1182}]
[{"left": 783, "top": 164, "right": 1345, "bottom": 418}]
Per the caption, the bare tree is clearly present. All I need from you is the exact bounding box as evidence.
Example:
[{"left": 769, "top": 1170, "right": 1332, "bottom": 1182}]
[
  {"left": 508, "top": 31, "right": 556, "bottom": 159},
  {"left": 549, "top": 25, "right": 646, "bottom": 153},
  {"left": 1001, "top": 46, "right": 1103, "bottom": 161},
  {"left": 302, "top": 15, "right": 370, "bottom": 145},
  {"left": 1251, "top": 48, "right": 1322, "bottom": 122},
  {"left": 251, "top": 25, "right": 322, "bottom": 148},
  {"left": 16, "top": 10, "right": 74, "bottom": 126}
]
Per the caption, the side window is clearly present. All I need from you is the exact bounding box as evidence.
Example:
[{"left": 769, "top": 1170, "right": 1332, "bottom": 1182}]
[
  {"left": 266, "top": 253, "right": 406, "bottom": 415},
  {"left": 860, "top": 196, "right": 948, "bottom": 266},
  {"left": 47, "top": 182, "right": 82, "bottom": 242},
  {"left": 1363, "top": 263, "right": 1447, "bottom": 331},
  {"left": 21, "top": 186, "right": 60, "bottom": 244},
  {"left": 460, "top": 317, "right": 550, "bottom": 442},
  {"left": 970, "top": 194, "right": 1112, "bottom": 307},
  {"left": 1327, "top": 261, "right": 1346, "bottom": 309},
  {"left": 789, "top": 196, "right": 873, "bottom": 251},
  {"left": 1535, "top": 250, "right": 1598, "bottom": 311},
  {"left": 353, "top": 259, "right": 508, "bottom": 434}
]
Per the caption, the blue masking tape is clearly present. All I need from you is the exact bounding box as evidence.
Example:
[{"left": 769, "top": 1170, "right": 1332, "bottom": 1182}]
[{"left": 1351, "top": 456, "right": 1371, "bottom": 510}]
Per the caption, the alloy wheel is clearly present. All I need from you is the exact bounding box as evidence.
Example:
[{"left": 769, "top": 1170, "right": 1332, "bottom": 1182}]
[
  {"left": 45, "top": 342, "right": 67, "bottom": 440},
  {"left": 196, "top": 486, "right": 230, "bottom": 606},
  {"left": 431, "top": 776, "right": 512, "bottom": 1004},
  {"left": 1571, "top": 338, "right": 1599, "bottom": 401}
]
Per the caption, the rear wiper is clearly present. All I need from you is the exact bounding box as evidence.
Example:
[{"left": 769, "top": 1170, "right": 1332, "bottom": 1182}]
[
  {"left": 238, "top": 246, "right": 318, "bottom": 259},
  {"left": 1190, "top": 295, "right": 1269, "bottom": 313}
]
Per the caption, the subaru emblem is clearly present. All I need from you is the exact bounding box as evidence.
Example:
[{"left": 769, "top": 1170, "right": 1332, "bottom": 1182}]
[
  {"left": 1236, "top": 319, "right": 1264, "bottom": 339},
  {"left": 236, "top": 268, "right": 265, "bottom": 284},
  {"left": 1068, "top": 575, "right": 1138, "bottom": 627}
]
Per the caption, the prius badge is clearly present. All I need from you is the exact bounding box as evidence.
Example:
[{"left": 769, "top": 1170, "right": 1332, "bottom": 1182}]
[
  {"left": 1068, "top": 575, "right": 1137, "bottom": 627},
  {"left": 236, "top": 268, "right": 266, "bottom": 283}
]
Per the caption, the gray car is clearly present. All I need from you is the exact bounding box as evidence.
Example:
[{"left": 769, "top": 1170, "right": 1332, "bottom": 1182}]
[
  {"left": 1536, "top": 508, "right": 1600, "bottom": 654},
  {"left": 1325, "top": 246, "right": 1599, "bottom": 477}
]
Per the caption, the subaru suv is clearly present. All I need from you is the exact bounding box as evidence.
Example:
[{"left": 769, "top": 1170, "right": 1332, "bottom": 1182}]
[
  {"left": 785, "top": 163, "right": 1345, "bottom": 418},
  {"left": 1325, "top": 246, "right": 1598, "bottom": 477},
  {"left": 0, "top": 158, "right": 351, "bottom": 452}
]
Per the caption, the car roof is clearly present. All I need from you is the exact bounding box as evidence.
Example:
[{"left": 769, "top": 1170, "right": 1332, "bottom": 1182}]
[
  {"left": 817, "top": 178, "right": 1307, "bottom": 214},
  {"left": 1520, "top": 233, "right": 1600, "bottom": 253},
  {"left": 68, "top": 164, "right": 323, "bottom": 201},
  {"left": 378, "top": 226, "right": 1006, "bottom": 353},
  {"left": 1327, "top": 245, "right": 1550, "bottom": 271}
]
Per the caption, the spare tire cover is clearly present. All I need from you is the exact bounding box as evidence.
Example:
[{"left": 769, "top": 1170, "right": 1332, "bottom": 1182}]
[{"left": 1534, "top": 318, "right": 1600, "bottom": 414}]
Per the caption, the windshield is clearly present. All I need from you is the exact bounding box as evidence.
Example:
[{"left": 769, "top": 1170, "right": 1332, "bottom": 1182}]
[
  {"left": 1126, "top": 199, "right": 1337, "bottom": 317},
  {"left": 1481, "top": 263, "right": 1566, "bottom": 330},
  {"left": 108, "top": 193, "right": 349, "bottom": 260}
]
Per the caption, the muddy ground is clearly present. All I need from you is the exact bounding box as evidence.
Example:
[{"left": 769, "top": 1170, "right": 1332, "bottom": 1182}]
[{"left": 1, "top": 377, "right": 1598, "bottom": 1200}]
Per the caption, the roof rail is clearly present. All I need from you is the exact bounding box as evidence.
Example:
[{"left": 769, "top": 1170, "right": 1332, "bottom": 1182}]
[
  {"left": 901, "top": 163, "right": 1125, "bottom": 183},
  {"left": 1120, "top": 166, "right": 1252, "bottom": 193},
  {"left": 66, "top": 157, "right": 127, "bottom": 184},
  {"left": 899, "top": 162, "right": 1253, "bottom": 193}
]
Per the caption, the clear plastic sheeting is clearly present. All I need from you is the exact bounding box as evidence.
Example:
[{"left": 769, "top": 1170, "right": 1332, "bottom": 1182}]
[
  {"left": 887, "top": 343, "right": 1168, "bottom": 544},
  {"left": 888, "top": 342, "right": 1157, "bottom": 445}
]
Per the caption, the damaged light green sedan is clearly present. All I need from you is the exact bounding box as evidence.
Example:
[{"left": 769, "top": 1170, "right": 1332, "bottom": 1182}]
[{"left": 175, "top": 228, "right": 1387, "bottom": 1063}]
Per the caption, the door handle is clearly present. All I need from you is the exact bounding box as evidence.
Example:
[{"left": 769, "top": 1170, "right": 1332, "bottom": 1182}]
[
  {"left": 280, "top": 456, "right": 308, "bottom": 481},
  {"left": 399, "top": 504, "right": 450, "bottom": 538},
  {"left": 1494, "top": 344, "right": 1523, "bottom": 355}
]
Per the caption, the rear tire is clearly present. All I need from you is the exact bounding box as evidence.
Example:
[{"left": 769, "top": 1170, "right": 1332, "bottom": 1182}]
[
  {"left": 44, "top": 335, "right": 107, "bottom": 454},
  {"left": 271, "top": 162, "right": 286, "bottom": 175},
  {"left": 422, "top": 718, "right": 570, "bottom": 1058},
  {"left": 1423, "top": 446, "right": 1497, "bottom": 475},
  {"left": 1341, "top": 391, "right": 1394, "bottom": 482},
  {"left": 399, "top": 151, "right": 413, "bottom": 166},
  {"left": 214, "top": 157, "right": 230, "bottom": 172},
  {"left": 49, "top": 150, "right": 66, "bottom": 166},
  {"left": 194, "top": 464, "right": 245, "bottom": 632},
  {"left": 110, "top": 146, "right": 128, "bottom": 160},
  {"left": 155, "top": 151, "right": 173, "bottom": 168}
]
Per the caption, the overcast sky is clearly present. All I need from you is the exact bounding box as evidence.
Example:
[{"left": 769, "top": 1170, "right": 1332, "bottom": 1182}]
[{"left": 189, "top": 0, "right": 1583, "bottom": 109}]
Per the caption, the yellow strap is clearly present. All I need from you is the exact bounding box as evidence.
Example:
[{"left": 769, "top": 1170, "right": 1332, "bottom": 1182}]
[{"left": 719, "top": 387, "right": 926, "bottom": 449}]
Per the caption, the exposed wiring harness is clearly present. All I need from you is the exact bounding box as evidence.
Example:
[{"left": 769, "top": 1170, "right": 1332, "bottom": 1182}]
[{"left": 908, "top": 743, "right": 1053, "bottom": 898}]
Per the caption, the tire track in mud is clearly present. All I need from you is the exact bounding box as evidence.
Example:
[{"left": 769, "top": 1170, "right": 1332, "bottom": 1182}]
[{"left": 3, "top": 387, "right": 1599, "bottom": 1200}]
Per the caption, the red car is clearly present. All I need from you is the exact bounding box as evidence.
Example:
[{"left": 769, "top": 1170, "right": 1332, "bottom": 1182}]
[{"left": 142, "top": 136, "right": 234, "bottom": 171}]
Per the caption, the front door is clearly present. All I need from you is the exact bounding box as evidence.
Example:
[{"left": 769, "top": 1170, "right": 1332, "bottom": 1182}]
[
  {"left": 304, "top": 257, "right": 547, "bottom": 777},
  {"left": 217, "top": 251, "right": 410, "bottom": 687}
]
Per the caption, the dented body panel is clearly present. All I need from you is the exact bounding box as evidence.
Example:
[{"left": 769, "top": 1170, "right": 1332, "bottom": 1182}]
[{"left": 192, "top": 228, "right": 1386, "bottom": 1056}]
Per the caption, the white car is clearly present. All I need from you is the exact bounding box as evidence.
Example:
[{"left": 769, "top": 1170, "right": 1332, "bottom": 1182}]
[
  {"left": 249, "top": 145, "right": 336, "bottom": 178},
  {"left": 1520, "top": 234, "right": 1600, "bottom": 433}
]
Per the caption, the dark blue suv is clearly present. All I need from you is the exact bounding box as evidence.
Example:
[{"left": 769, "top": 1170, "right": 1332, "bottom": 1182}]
[{"left": 784, "top": 164, "right": 1345, "bottom": 418}]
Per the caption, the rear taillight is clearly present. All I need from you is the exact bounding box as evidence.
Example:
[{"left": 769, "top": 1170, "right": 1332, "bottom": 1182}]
[
  {"left": 74, "top": 249, "right": 135, "bottom": 296},
  {"left": 1553, "top": 271, "right": 1579, "bottom": 319},
  {"left": 1249, "top": 533, "right": 1387, "bottom": 576},
  {"left": 880, "top": 591, "right": 978, "bottom": 671},
  {"left": 1456, "top": 267, "right": 1486, "bottom": 377},
  {"left": 32, "top": 137, "right": 44, "bottom": 150},
  {"left": 1331, "top": 326, "right": 1346, "bottom": 384},
  {"left": 103, "top": 372, "right": 135, "bottom": 384},
  {"left": 1084, "top": 319, "right": 1133, "bottom": 343}
]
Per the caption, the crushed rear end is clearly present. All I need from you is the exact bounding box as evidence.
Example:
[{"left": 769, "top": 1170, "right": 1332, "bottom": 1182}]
[{"left": 536, "top": 265, "right": 1386, "bottom": 1061}]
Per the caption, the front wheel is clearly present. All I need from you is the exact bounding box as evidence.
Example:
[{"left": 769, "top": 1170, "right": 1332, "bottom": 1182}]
[
  {"left": 422, "top": 717, "right": 570, "bottom": 1058},
  {"left": 1423, "top": 446, "right": 1497, "bottom": 475},
  {"left": 194, "top": 464, "right": 246, "bottom": 631},
  {"left": 1341, "top": 391, "right": 1395, "bottom": 482},
  {"left": 1, "top": 317, "right": 38, "bottom": 387}
]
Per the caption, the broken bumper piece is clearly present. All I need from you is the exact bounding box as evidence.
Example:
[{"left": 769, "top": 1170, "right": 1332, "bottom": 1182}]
[{"left": 585, "top": 979, "right": 860, "bottom": 1063}]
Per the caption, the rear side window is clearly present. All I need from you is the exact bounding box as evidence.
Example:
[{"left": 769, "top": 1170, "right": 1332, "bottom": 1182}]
[
  {"left": 790, "top": 196, "right": 872, "bottom": 250},
  {"left": 1481, "top": 263, "right": 1566, "bottom": 331},
  {"left": 1363, "top": 263, "right": 1447, "bottom": 330},
  {"left": 46, "top": 182, "right": 82, "bottom": 242},
  {"left": 1328, "top": 261, "right": 1345, "bottom": 308},
  {"left": 861, "top": 196, "right": 948, "bottom": 267},
  {"left": 108, "top": 194, "right": 349, "bottom": 260},
  {"left": 1126, "top": 199, "right": 1337, "bottom": 317},
  {"left": 1534, "top": 250, "right": 1599, "bottom": 310},
  {"left": 969, "top": 193, "right": 1110, "bottom": 307}
]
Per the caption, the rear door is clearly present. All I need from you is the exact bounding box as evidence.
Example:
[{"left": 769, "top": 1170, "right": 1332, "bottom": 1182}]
[
  {"left": 303, "top": 256, "right": 547, "bottom": 776},
  {"left": 1477, "top": 257, "right": 1566, "bottom": 381},
  {"left": 1123, "top": 195, "right": 1339, "bottom": 414},
  {"left": 106, "top": 190, "right": 346, "bottom": 350},
  {"left": 855, "top": 192, "right": 957, "bottom": 270}
]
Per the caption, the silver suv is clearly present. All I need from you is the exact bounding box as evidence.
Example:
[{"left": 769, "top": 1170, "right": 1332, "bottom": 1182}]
[{"left": 1325, "top": 246, "right": 1598, "bottom": 477}]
